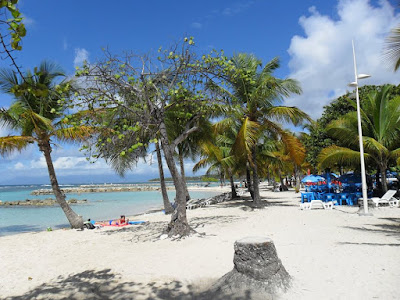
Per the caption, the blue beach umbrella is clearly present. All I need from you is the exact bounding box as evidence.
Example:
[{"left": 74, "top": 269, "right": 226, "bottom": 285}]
[
  {"left": 321, "top": 173, "right": 338, "bottom": 191},
  {"left": 301, "top": 175, "right": 326, "bottom": 184}
]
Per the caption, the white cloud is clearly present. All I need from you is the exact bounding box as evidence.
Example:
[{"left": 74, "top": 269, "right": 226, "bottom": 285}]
[
  {"left": 14, "top": 162, "right": 24, "bottom": 170},
  {"left": 286, "top": 0, "right": 400, "bottom": 119},
  {"left": 22, "top": 14, "right": 35, "bottom": 27},
  {"left": 74, "top": 48, "right": 89, "bottom": 66},
  {"left": 222, "top": 1, "right": 254, "bottom": 16},
  {"left": 30, "top": 157, "right": 46, "bottom": 169},
  {"left": 191, "top": 22, "right": 203, "bottom": 29},
  {"left": 63, "top": 38, "right": 68, "bottom": 50}
]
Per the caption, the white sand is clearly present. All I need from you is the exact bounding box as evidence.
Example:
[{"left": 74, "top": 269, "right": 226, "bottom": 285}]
[{"left": 1, "top": 185, "right": 399, "bottom": 299}]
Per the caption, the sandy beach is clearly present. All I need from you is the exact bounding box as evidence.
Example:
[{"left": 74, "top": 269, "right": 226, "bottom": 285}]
[{"left": 1, "top": 184, "right": 399, "bottom": 299}]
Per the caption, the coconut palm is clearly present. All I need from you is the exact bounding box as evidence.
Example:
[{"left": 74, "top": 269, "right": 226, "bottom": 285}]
[
  {"left": 264, "top": 133, "right": 307, "bottom": 192},
  {"left": 318, "top": 85, "right": 400, "bottom": 193},
  {"left": 224, "top": 53, "right": 309, "bottom": 206},
  {"left": 0, "top": 61, "right": 93, "bottom": 228},
  {"left": 193, "top": 127, "right": 239, "bottom": 198}
]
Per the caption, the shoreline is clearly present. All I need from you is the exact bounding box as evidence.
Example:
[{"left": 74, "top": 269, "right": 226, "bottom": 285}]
[{"left": 0, "top": 185, "right": 230, "bottom": 236}]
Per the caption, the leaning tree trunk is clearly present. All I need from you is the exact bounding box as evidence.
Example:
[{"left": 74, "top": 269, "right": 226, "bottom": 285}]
[
  {"left": 159, "top": 122, "right": 192, "bottom": 237},
  {"left": 178, "top": 150, "right": 191, "bottom": 200},
  {"left": 251, "top": 146, "right": 261, "bottom": 207},
  {"left": 246, "top": 165, "right": 254, "bottom": 200},
  {"left": 156, "top": 141, "right": 174, "bottom": 214},
  {"left": 380, "top": 164, "right": 388, "bottom": 193},
  {"left": 39, "top": 140, "right": 83, "bottom": 229}
]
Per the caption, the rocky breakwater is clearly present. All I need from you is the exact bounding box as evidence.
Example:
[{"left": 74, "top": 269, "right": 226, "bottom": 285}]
[
  {"left": 31, "top": 185, "right": 170, "bottom": 195},
  {"left": 0, "top": 198, "right": 88, "bottom": 206}
]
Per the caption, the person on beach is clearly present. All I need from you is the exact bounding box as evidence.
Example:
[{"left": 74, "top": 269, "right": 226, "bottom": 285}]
[{"left": 97, "top": 215, "right": 129, "bottom": 226}]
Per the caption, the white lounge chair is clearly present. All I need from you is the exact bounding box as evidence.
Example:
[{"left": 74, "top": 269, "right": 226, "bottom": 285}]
[
  {"left": 300, "top": 200, "right": 335, "bottom": 210},
  {"left": 371, "top": 190, "right": 399, "bottom": 207}
]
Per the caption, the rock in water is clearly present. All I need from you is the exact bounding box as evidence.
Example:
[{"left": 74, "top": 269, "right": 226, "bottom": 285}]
[{"left": 210, "top": 237, "right": 291, "bottom": 299}]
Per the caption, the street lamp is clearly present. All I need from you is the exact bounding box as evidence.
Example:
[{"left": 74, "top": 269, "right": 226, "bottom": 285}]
[{"left": 348, "top": 40, "right": 372, "bottom": 216}]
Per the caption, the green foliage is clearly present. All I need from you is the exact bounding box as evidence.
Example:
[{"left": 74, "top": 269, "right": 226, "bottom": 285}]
[
  {"left": 303, "top": 84, "right": 400, "bottom": 170},
  {"left": 0, "top": 61, "right": 92, "bottom": 155},
  {"left": 318, "top": 85, "right": 400, "bottom": 193},
  {"left": 74, "top": 39, "right": 236, "bottom": 177},
  {"left": 0, "top": 0, "right": 25, "bottom": 51},
  {"left": 201, "top": 176, "right": 218, "bottom": 182}
]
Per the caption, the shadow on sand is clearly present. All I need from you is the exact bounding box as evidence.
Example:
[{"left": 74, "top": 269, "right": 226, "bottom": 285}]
[
  {"left": 5, "top": 269, "right": 254, "bottom": 300},
  {"left": 340, "top": 216, "right": 400, "bottom": 246}
]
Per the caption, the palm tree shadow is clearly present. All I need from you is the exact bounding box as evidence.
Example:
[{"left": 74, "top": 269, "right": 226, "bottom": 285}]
[
  {"left": 5, "top": 269, "right": 253, "bottom": 300},
  {"left": 341, "top": 217, "right": 400, "bottom": 241}
]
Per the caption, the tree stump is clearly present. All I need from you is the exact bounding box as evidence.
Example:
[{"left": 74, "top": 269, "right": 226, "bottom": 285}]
[{"left": 210, "top": 237, "right": 291, "bottom": 299}]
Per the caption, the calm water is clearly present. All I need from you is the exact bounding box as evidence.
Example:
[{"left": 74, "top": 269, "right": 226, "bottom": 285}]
[{"left": 0, "top": 183, "right": 220, "bottom": 236}]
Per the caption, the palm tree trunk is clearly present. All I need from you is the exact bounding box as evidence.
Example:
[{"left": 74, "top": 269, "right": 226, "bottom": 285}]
[
  {"left": 155, "top": 141, "right": 174, "bottom": 214},
  {"left": 251, "top": 147, "right": 261, "bottom": 207},
  {"left": 376, "top": 166, "right": 381, "bottom": 194},
  {"left": 279, "top": 170, "right": 289, "bottom": 191},
  {"left": 294, "top": 166, "right": 301, "bottom": 193},
  {"left": 229, "top": 172, "right": 238, "bottom": 199},
  {"left": 380, "top": 164, "right": 388, "bottom": 193},
  {"left": 159, "top": 121, "right": 192, "bottom": 237},
  {"left": 246, "top": 165, "right": 254, "bottom": 199},
  {"left": 39, "top": 140, "right": 83, "bottom": 229},
  {"left": 178, "top": 150, "right": 191, "bottom": 200}
]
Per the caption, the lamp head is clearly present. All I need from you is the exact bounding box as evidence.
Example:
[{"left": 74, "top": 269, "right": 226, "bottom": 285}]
[
  {"left": 357, "top": 74, "right": 371, "bottom": 80},
  {"left": 348, "top": 82, "right": 358, "bottom": 87}
]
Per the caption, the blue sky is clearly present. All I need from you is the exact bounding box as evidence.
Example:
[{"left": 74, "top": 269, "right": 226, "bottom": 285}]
[{"left": 1, "top": 0, "right": 400, "bottom": 184}]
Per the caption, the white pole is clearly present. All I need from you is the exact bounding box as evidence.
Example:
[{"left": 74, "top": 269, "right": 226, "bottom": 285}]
[{"left": 352, "top": 40, "right": 369, "bottom": 215}]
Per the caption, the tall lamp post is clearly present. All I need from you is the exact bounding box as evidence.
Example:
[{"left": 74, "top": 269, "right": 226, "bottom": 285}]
[{"left": 348, "top": 40, "right": 371, "bottom": 216}]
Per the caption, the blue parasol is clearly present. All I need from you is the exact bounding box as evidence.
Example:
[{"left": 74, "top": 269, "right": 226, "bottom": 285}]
[{"left": 301, "top": 175, "right": 326, "bottom": 184}]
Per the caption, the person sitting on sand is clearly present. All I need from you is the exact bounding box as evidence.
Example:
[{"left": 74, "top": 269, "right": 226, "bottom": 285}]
[{"left": 97, "top": 215, "right": 129, "bottom": 225}]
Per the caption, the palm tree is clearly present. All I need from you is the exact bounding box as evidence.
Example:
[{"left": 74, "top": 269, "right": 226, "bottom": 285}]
[
  {"left": 318, "top": 85, "right": 400, "bottom": 193},
  {"left": 0, "top": 61, "right": 92, "bottom": 228},
  {"left": 193, "top": 129, "right": 239, "bottom": 199},
  {"left": 224, "top": 54, "right": 309, "bottom": 206}
]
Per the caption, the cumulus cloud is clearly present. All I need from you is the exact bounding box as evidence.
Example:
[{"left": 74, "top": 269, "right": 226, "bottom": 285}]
[
  {"left": 286, "top": 0, "right": 400, "bottom": 119},
  {"left": 74, "top": 48, "right": 89, "bottom": 66}
]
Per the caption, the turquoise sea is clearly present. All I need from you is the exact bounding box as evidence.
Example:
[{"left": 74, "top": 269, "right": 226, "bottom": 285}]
[{"left": 0, "top": 183, "right": 220, "bottom": 236}]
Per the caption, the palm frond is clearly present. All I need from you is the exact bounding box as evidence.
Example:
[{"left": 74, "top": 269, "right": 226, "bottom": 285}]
[
  {"left": 0, "top": 135, "right": 35, "bottom": 156},
  {"left": 53, "top": 125, "right": 94, "bottom": 143},
  {"left": 232, "top": 117, "right": 259, "bottom": 161},
  {"left": 384, "top": 27, "right": 400, "bottom": 71},
  {"left": 363, "top": 136, "right": 389, "bottom": 157},
  {"left": 280, "top": 132, "right": 306, "bottom": 166},
  {"left": 25, "top": 110, "right": 53, "bottom": 132},
  {"left": 0, "top": 68, "right": 20, "bottom": 93},
  {"left": 318, "top": 145, "right": 369, "bottom": 169},
  {"left": 265, "top": 106, "right": 311, "bottom": 126}
]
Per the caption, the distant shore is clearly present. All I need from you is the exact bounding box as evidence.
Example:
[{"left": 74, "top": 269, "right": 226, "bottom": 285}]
[{"left": 30, "top": 182, "right": 221, "bottom": 195}]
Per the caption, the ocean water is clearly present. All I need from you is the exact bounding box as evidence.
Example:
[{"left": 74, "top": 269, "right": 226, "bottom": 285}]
[{"left": 0, "top": 183, "right": 221, "bottom": 236}]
